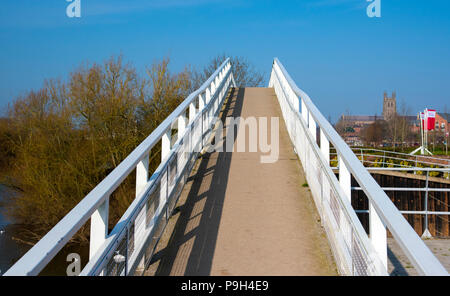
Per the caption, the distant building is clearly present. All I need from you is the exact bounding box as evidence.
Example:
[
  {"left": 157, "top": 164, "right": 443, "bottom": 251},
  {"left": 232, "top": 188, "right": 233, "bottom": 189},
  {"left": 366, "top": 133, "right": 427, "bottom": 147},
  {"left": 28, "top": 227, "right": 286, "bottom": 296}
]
[
  {"left": 435, "top": 113, "right": 450, "bottom": 133},
  {"left": 337, "top": 91, "right": 449, "bottom": 147},
  {"left": 382, "top": 91, "right": 397, "bottom": 121},
  {"left": 339, "top": 115, "right": 380, "bottom": 139},
  {"left": 340, "top": 115, "right": 378, "bottom": 126},
  {"left": 336, "top": 91, "right": 416, "bottom": 146},
  {"left": 337, "top": 115, "right": 382, "bottom": 146}
]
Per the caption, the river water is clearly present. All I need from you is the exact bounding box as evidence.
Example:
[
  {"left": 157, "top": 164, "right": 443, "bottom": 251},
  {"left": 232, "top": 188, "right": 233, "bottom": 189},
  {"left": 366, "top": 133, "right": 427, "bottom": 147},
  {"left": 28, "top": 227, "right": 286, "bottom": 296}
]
[
  {"left": 0, "top": 185, "right": 88, "bottom": 275},
  {"left": 0, "top": 185, "right": 29, "bottom": 275}
]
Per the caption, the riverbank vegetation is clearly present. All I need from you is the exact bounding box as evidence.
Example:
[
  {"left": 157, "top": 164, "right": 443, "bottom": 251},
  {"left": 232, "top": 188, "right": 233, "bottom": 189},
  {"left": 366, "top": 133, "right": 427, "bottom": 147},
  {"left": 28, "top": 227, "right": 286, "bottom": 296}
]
[{"left": 0, "top": 54, "right": 265, "bottom": 245}]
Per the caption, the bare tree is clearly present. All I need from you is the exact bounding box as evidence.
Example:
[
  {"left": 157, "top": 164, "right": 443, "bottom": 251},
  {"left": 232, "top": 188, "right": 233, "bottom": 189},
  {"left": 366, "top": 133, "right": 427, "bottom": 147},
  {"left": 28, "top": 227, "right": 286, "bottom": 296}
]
[
  {"left": 398, "top": 99, "right": 412, "bottom": 148},
  {"left": 361, "top": 118, "right": 386, "bottom": 147},
  {"left": 4, "top": 55, "right": 195, "bottom": 244},
  {"left": 386, "top": 114, "right": 399, "bottom": 150},
  {"left": 192, "top": 54, "right": 265, "bottom": 89}
]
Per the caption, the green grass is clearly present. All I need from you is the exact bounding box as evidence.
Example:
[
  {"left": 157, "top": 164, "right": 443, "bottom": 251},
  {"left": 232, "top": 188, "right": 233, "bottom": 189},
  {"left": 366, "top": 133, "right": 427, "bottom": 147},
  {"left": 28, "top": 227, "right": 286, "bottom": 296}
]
[{"left": 348, "top": 145, "right": 450, "bottom": 156}]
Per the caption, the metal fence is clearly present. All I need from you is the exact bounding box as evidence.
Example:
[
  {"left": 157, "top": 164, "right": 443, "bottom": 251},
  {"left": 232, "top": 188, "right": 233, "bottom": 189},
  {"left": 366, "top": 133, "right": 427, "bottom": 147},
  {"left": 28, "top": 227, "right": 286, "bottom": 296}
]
[
  {"left": 330, "top": 149, "right": 450, "bottom": 237},
  {"left": 4, "top": 59, "right": 236, "bottom": 276},
  {"left": 350, "top": 167, "right": 450, "bottom": 238},
  {"left": 269, "top": 58, "right": 448, "bottom": 276},
  {"left": 332, "top": 148, "right": 450, "bottom": 179}
]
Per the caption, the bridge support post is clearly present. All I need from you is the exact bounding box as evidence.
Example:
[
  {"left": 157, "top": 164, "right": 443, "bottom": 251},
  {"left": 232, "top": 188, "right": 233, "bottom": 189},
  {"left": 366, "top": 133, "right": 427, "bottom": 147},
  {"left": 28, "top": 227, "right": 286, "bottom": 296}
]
[
  {"left": 213, "top": 84, "right": 219, "bottom": 113},
  {"left": 178, "top": 114, "right": 187, "bottom": 139},
  {"left": 199, "top": 93, "right": 205, "bottom": 110},
  {"left": 215, "top": 76, "right": 219, "bottom": 95},
  {"left": 301, "top": 99, "right": 308, "bottom": 123},
  {"left": 201, "top": 91, "right": 208, "bottom": 149},
  {"left": 369, "top": 203, "right": 388, "bottom": 271},
  {"left": 211, "top": 79, "right": 216, "bottom": 98},
  {"left": 162, "top": 129, "right": 171, "bottom": 161},
  {"left": 199, "top": 92, "right": 206, "bottom": 142},
  {"left": 161, "top": 129, "right": 171, "bottom": 209},
  {"left": 309, "top": 114, "right": 317, "bottom": 143},
  {"left": 135, "top": 154, "right": 149, "bottom": 272},
  {"left": 422, "top": 172, "right": 432, "bottom": 239},
  {"left": 339, "top": 157, "right": 351, "bottom": 201},
  {"left": 189, "top": 102, "right": 196, "bottom": 123},
  {"left": 320, "top": 131, "right": 330, "bottom": 165},
  {"left": 89, "top": 198, "right": 109, "bottom": 260},
  {"left": 206, "top": 86, "right": 212, "bottom": 105},
  {"left": 320, "top": 130, "right": 330, "bottom": 215},
  {"left": 136, "top": 155, "right": 149, "bottom": 198}
]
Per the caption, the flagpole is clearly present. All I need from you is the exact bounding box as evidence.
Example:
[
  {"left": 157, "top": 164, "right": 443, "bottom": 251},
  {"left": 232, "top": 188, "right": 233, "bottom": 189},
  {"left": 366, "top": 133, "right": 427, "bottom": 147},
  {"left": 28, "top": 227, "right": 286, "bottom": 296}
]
[
  {"left": 421, "top": 114, "right": 425, "bottom": 155},
  {"left": 411, "top": 111, "right": 426, "bottom": 155},
  {"left": 446, "top": 132, "right": 448, "bottom": 155}
]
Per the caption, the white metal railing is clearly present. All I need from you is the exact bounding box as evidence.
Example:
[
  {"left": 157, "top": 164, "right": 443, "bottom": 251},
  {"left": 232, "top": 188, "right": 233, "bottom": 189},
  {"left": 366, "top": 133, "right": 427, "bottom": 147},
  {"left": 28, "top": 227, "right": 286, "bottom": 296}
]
[
  {"left": 349, "top": 148, "right": 450, "bottom": 167},
  {"left": 4, "top": 59, "right": 236, "bottom": 276},
  {"left": 332, "top": 148, "right": 450, "bottom": 178},
  {"left": 269, "top": 58, "right": 448, "bottom": 276},
  {"left": 350, "top": 168, "right": 450, "bottom": 238}
]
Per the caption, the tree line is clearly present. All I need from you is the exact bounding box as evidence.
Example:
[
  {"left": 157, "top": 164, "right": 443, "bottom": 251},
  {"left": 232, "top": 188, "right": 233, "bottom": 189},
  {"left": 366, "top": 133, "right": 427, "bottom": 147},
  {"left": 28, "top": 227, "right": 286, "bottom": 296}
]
[
  {"left": 0, "top": 54, "right": 265, "bottom": 245},
  {"left": 335, "top": 100, "right": 419, "bottom": 149}
]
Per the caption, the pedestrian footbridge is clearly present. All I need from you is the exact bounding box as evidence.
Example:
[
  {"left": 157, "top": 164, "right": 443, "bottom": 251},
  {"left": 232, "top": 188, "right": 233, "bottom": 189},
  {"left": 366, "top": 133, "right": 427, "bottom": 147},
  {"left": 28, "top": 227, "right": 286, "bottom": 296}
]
[{"left": 4, "top": 59, "right": 449, "bottom": 276}]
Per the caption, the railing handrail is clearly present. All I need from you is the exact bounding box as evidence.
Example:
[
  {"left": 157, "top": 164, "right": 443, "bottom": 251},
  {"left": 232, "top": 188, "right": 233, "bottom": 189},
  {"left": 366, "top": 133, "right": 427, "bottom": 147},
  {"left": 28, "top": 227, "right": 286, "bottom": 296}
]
[
  {"left": 273, "top": 58, "right": 448, "bottom": 276},
  {"left": 82, "top": 62, "right": 234, "bottom": 276},
  {"left": 4, "top": 58, "right": 231, "bottom": 276},
  {"left": 364, "top": 167, "right": 450, "bottom": 172},
  {"left": 343, "top": 147, "right": 450, "bottom": 167}
]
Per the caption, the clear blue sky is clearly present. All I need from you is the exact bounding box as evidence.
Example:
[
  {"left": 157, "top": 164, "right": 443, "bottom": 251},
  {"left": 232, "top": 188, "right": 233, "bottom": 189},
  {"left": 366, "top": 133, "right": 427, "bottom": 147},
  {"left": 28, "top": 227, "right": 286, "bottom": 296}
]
[{"left": 1, "top": 0, "right": 449, "bottom": 122}]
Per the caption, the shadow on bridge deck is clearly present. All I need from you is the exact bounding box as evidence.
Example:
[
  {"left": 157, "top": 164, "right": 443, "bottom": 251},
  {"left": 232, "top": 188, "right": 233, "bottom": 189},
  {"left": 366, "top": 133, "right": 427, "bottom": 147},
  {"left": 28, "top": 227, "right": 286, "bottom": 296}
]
[{"left": 145, "top": 87, "right": 337, "bottom": 276}]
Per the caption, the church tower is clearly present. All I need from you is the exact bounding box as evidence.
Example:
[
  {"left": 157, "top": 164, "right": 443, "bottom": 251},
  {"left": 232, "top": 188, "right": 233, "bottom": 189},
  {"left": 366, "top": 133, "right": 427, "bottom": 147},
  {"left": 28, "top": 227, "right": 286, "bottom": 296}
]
[{"left": 383, "top": 91, "right": 397, "bottom": 121}]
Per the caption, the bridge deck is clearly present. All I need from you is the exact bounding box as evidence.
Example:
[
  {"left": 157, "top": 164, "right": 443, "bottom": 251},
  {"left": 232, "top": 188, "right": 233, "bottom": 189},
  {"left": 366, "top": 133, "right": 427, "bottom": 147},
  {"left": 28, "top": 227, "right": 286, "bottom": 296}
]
[{"left": 145, "top": 87, "right": 336, "bottom": 276}]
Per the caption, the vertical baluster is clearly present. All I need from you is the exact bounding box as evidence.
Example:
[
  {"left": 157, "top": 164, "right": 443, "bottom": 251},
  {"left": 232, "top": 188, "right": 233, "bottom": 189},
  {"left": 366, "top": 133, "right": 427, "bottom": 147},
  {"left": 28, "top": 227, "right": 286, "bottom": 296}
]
[
  {"left": 309, "top": 113, "right": 317, "bottom": 143},
  {"left": 321, "top": 130, "right": 330, "bottom": 165},
  {"left": 302, "top": 107, "right": 309, "bottom": 162},
  {"left": 207, "top": 86, "right": 212, "bottom": 126},
  {"left": 160, "top": 128, "right": 171, "bottom": 225},
  {"left": 89, "top": 197, "right": 109, "bottom": 260},
  {"left": 136, "top": 154, "right": 149, "bottom": 198},
  {"left": 214, "top": 78, "right": 219, "bottom": 113},
  {"left": 422, "top": 171, "right": 432, "bottom": 239},
  {"left": 208, "top": 83, "right": 213, "bottom": 104},
  {"left": 293, "top": 90, "right": 299, "bottom": 112},
  {"left": 177, "top": 112, "right": 187, "bottom": 177},
  {"left": 369, "top": 203, "right": 388, "bottom": 271},
  {"left": 215, "top": 76, "right": 219, "bottom": 94},
  {"left": 339, "top": 156, "right": 351, "bottom": 201},
  {"left": 189, "top": 101, "right": 196, "bottom": 123},
  {"left": 205, "top": 87, "right": 210, "bottom": 106},
  {"left": 178, "top": 113, "right": 187, "bottom": 140},
  {"left": 199, "top": 92, "right": 206, "bottom": 150},
  {"left": 135, "top": 153, "right": 149, "bottom": 271},
  {"left": 189, "top": 102, "right": 196, "bottom": 154},
  {"left": 162, "top": 129, "right": 171, "bottom": 162},
  {"left": 320, "top": 129, "right": 330, "bottom": 214},
  {"left": 338, "top": 156, "right": 353, "bottom": 272},
  {"left": 301, "top": 98, "right": 307, "bottom": 122}
]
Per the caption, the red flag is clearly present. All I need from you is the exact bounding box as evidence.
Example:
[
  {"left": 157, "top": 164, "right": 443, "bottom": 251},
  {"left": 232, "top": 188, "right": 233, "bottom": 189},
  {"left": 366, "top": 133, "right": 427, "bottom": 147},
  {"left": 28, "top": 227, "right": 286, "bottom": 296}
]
[
  {"left": 425, "top": 109, "right": 436, "bottom": 131},
  {"left": 419, "top": 112, "right": 425, "bottom": 128}
]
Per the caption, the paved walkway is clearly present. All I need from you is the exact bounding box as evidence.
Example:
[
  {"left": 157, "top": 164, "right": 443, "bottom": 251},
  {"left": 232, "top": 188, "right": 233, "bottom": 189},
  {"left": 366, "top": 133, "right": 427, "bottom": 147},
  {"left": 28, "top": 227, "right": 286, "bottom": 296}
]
[
  {"left": 145, "top": 88, "right": 337, "bottom": 276},
  {"left": 388, "top": 238, "right": 450, "bottom": 276}
]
